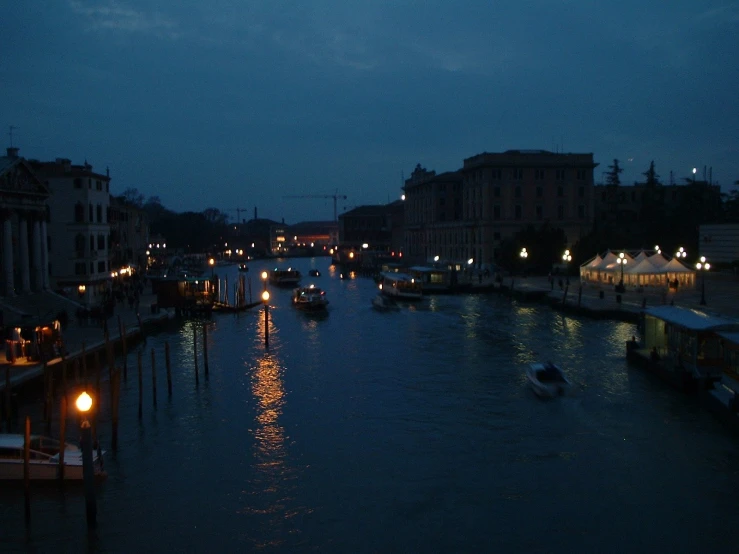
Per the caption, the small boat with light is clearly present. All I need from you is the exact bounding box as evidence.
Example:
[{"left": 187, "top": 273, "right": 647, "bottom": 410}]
[
  {"left": 308, "top": 269, "right": 321, "bottom": 277},
  {"left": 526, "top": 362, "right": 572, "bottom": 398},
  {"left": 292, "top": 284, "right": 329, "bottom": 311},
  {"left": 268, "top": 268, "right": 302, "bottom": 287},
  {"left": 237, "top": 262, "right": 249, "bottom": 272},
  {"left": 0, "top": 434, "right": 106, "bottom": 481}
]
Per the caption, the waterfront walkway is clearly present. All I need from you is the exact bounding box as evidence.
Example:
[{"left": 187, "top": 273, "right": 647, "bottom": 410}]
[{"left": 0, "top": 283, "right": 168, "bottom": 392}]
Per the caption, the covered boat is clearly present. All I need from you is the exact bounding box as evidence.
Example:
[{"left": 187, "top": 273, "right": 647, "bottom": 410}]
[
  {"left": 526, "top": 362, "right": 572, "bottom": 398},
  {"left": 292, "top": 285, "right": 329, "bottom": 311},
  {"left": 0, "top": 434, "right": 106, "bottom": 481}
]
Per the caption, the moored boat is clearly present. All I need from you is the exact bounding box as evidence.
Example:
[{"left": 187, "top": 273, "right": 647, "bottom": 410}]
[
  {"left": 237, "top": 262, "right": 249, "bottom": 272},
  {"left": 378, "top": 272, "right": 422, "bottom": 300},
  {"left": 526, "top": 362, "right": 572, "bottom": 398},
  {"left": 0, "top": 434, "right": 106, "bottom": 481},
  {"left": 292, "top": 284, "right": 329, "bottom": 311}
]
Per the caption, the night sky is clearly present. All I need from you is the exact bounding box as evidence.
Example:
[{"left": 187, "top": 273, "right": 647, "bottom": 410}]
[{"left": 2, "top": 1, "right": 738, "bottom": 223}]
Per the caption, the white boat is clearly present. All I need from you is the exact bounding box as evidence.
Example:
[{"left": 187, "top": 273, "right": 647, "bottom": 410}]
[
  {"left": 0, "top": 434, "right": 106, "bottom": 481},
  {"left": 292, "top": 285, "right": 329, "bottom": 311},
  {"left": 526, "top": 362, "right": 572, "bottom": 398},
  {"left": 378, "top": 272, "right": 422, "bottom": 300},
  {"left": 269, "top": 268, "right": 302, "bottom": 287},
  {"left": 371, "top": 294, "right": 400, "bottom": 311}
]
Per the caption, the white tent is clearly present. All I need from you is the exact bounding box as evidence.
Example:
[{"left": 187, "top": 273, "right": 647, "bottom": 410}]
[{"left": 580, "top": 249, "right": 695, "bottom": 288}]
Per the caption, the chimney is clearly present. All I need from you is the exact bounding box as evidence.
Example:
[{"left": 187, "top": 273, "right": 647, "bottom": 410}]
[{"left": 6, "top": 147, "right": 19, "bottom": 158}]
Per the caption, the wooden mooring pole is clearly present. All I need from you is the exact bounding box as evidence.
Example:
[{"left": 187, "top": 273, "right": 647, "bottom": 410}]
[
  {"left": 24, "top": 415, "right": 31, "bottom": 523},
  {"left": 194, "top": 325, "right": 199, "bottom": 385},
  {"left": 165, "top": 342, "right": 172, "bottom": 397},
  {"left": 151, "top": 348, "right": 157, "bottom": 409},
  {"left": 137, "top": 350, "right": 143, "bottom": 419},
  {"left": 111, "top": 368, "right": 120, "bottom": 450},
  {"left": 203, "top": 323, "right": 209, "bottom": 376}
]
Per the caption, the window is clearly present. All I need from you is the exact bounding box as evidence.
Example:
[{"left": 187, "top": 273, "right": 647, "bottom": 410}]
[
  {"left": 513, "top": 169, "right": 523, "bottom": 180},
  {"left": 88, "top": 178, "right": 92, "bottom": 189},
  {"left": 578, "top": 186, "right": 585, "bottom": 198},
  {"left": 515, "top": 205, "right": 522, "bottom": 220},
  {"left": 515, "top": 186, "right": 522, "bottom": 198},
  {"left": 90, "top": 236, "right": 95, "bottom": 251},
  {"left": 535, "top": 169, "right": 545, "bottom": 180},
  {"left": 98, "top": 261, "right": 106, "bottom": 272},
  {"left": 74, "top": 203, "right": 84, "bottom": 223},
  {"left": 493, "top": 205, "right": 501, "bottom": 220},
  {"left": 88, "top": 203, "right": 93, "bottom": 221},
  {"left": 536, "top": 186, "right": 543, "bottom": 198},
  {"left": 578, "top": 205, "right": 585, "bottom": 219},
  {"left": 75, "top": 262, "right": 86, "bottom": 275},
  {"left": 558, "top": 205, "right": 564, "bottom": 220},
  {"left": 96, "top": 180, "right": 102, "bottom": 191},
  {"left": 97, "top": 204, "right": 103, "bottom": 222},
  {"left": 557, "top": 186, "right": 564, "bottom": 197},
  {"left": 494, "top": 186, "right": 501, "bottom": 198},
  {"left": 74, "top": 178, "right": 82, "bottom": 189},
  {"left": 97, "top": 234, "right": 105, "bottom": 250},
  {"left": 536, "top": 205, "right": 543, "bottom": 220},
  {"left": 556, "top": 169, "right": 565, "bottom": 180},
  {"left": 75, "top": 234, "right": 85, "bottom": 256},
  {"left": 491, "top": 169, "right": 502, "bottom": 179},
  {"left": 577, "top": 169, "right": 586, "bottom": 180}
]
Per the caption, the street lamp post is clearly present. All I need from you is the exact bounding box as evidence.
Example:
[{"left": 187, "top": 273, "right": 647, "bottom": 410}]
[
  {"left": 519, "top": 247, "right": 528, "bottom": 274},
  {"left": 262, "top": 290, "right": 270, "bottom": 348},
  {"left": 616, "top": 252, "right": 627, "bottom": 292},
  {"left": 261, "top": 271, "right": 268, "bottom": 292},
  {"left": 75, "top": 391, "right": 96, "bottom": 529},
  {"left": 209, "top": 258, "right": 215, "bottom": 277},
  {"left": 696, "top": 256, "right": 710, "bottom": 305}
]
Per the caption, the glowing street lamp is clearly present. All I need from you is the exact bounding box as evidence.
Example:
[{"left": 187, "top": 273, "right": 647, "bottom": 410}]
[
  {"left": 562, "top": 249, "right": 572, "bottom": 278},
  {"left": 75, "top": 391, "right": 96, "bottom": 528},
  {"left": 261, "top": 270, "right": 268, "bottom": 291},
  {"left": 617, "top": 252, "right": 627, "bottom": 286},
  {"left": 262, "top": 290, "right": 270, "bottom": 348},
  {"left": 675, "top": 247, "right": 687, "bottom": 259},
  {"left": 208, "top": 257, "right": 215, "bottom": 277},
  {"left": 654, "top": 245, "right": 661, "bottom": 255},
  {"left": 696, "top": 256, "right": 710, "bottom": 306}
]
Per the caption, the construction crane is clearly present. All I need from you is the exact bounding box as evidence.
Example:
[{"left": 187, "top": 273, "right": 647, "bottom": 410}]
[
  {"left": 224, "top": 207, "right": 249, "bottom": 223},
  {"left": 283, "top": 193, "right": 347, "bottom": 221}
]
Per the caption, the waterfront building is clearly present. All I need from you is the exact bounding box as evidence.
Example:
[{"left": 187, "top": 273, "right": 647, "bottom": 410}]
[
  {"left": 109, "top": 195, "right": 150, "bottom": 272},
  {"left": 29, "top": 157, "right": 112, "bottom": 307},
  {"left": 0, "top": 147, "right": 51, "bottom": 297},
  {"left": 337, "top": 202, "right": 404, "bottom": 267},
  {"left": 403, "top": 150, "right": 598, "bottom": 269},
  {"left": 698, "top": 224, "right": 739, "bottom": 265},
  {"left": 286, "top": 220, "right": 338, "bottom": 256}
]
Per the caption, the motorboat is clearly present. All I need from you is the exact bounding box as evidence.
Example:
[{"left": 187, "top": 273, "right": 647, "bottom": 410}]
[
  {"left": 526, "top": 362, "right": 572, "bottom": 398},
  {"left": 292, "top": 285, "right": 329, "bottom": 311},
  {"left": 237, "top": 262, "right": 249, "bottom": 272},
  {"left": 0, "top": 433, "right": 106, "bottom": 481},
  {"left": 308, "top": 269, "right": 321, "bottom": 277},
  {"left": 269, "top": 268, "right": 302, "bottom": 287},
  {"left": 372, "top": 294, "right": 400, "bottom": 311},
  {"left": 378, "top": 272, "right": 422, "bottom": 300}
]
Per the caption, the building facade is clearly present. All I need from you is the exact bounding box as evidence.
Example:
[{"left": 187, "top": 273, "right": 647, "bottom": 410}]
[
  {"left": 109, "top": 196, "right": 150, "bottom": 272},
  {"left": 0, "top": 147, "right": 51, "bottom": 297},
  {"left": 403, "top": 150, "right": 598, "bottom": 269},
  {"left": 30, "top": 157, "right": 112, "bottom": 307}
]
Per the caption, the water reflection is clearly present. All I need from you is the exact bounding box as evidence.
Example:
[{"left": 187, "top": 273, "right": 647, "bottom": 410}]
[{"left": 251, "top": 353, "right": 286, "bottom": 460}]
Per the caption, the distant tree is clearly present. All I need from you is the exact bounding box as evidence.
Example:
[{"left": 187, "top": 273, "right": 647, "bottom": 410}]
[
  {"left": 642, "top": 161, "right": 660, "bottom": 186},
  {"left": 203, "top": 207, "right": 228, "bottom": 226},
  {"left": 606, "top": 159, "right": 623, "bottom": 186},
  {"left": 497, "top": 223, "right": 567, "bottom": 273},
  {"left": 120, "top": 188, "right": 145, "bottom": 207}
]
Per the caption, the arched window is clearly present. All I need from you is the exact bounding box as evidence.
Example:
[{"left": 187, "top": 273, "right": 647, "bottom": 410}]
[
  {"left": 75, "top": 233, "right": 85, "bottom": 257},
  {"left": 74, "top": 202, "right": 84, "bottom": 223}
]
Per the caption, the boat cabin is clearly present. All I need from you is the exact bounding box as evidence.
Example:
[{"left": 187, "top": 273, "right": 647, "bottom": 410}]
[{"left": 640, "top": 306, "right": 739, "bottom": 383}]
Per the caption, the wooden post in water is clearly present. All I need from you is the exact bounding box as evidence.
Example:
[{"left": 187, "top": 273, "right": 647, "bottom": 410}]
[
  {"left": 119, "top": 315, "right": 128, "bottom": 379},
  {"left": 59, "top": 395, "right": 67, "bottom": 480},
  {"left": 203, "top": 322, "right": 209, "bottom": 376},
  {"left": 165, "top": 342, "right": 172, "bottom": 397},
  {"left": 94, "top": 351, "right": 102, "bottom": 403},
  {"left": 151, "top": 348, "right": 157, "bottom": 409},
  {"left": 24, "top": 415, "right": 31, "bottom": 523},
  {"left": 44, "top": 363, "right": 52, "bottom": 436},
  {"left": 111, "top": 368, "right": 120, "bottom": 450},
  {"left": 194, "top": 325, "right": 199, "bottom": 385},
  {"left": 4, "top": 367, "right": 9, "bottom": 432},
  {"left": 105, "top": 335, "right": 115, "bottom": 410},
  {"left": 137, "top": 350, "right": 143, "bottom": 419}
]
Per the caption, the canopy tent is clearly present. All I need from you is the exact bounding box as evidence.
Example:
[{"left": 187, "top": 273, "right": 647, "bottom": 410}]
[{"left": 580, "top": 249, "right": 696, "bottom": 288}]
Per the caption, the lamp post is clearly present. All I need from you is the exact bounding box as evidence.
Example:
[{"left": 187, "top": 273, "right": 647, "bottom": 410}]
[
  {"left": 616, "top": 252, "right": 627, "bottom": 292},
  {"left": 696, "top": 256, "right": 710, "bottom": 305},
  {"left": 261, "top": 270, "right": 268, "bottom": 292},
  {"left": 519, "top": 247, "right": 528, "bottom": 274},
  {"left": 75, "top": 391, "right": 96, "bottom": 529},
  {"left": 675, "top": 247, "right": 687, "bottom": 260},
  {"left": 562, "top": 249, "right": 572, "bottom": 276},
  {"left": 262, "top": 290, "right": 270, "bottom": 348},
  {"left": 692, "top": 167, "right": 697, "bottom": 184},
  {"left": 208, "top": 258, "right": 215, "bottom": 277}
]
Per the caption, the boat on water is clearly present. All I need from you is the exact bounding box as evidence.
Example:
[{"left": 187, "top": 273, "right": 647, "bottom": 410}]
[
  {"left": 378, "top": 272, "right": 422, "bottom": 300},
  {"left": 237, "top": 263, "right": 249, "bottom": 272},
  {"left": 372, "top": 294, "right": 400, "bottom": 311},
  {"left": 292, "top": 285, "right": 329, "bottom": 311},
  {"left": 269, "top": 268, "right": 302, "bottom": 287},
  {"left": 0, "top": 434, "right": 106, "bottom": 481},
  {"left": 526, "top": 362, "right": 572, "bottom": 398},
  {"left": 308, "top": 269, "right": 321, "bottom": 277}
]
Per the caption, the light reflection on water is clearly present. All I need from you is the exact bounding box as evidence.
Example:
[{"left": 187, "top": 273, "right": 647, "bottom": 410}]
[{"left": 3, "top": 258, "right": 739, "bottom": 553}]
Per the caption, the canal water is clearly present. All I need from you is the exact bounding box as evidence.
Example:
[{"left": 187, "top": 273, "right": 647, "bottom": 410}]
[{"left": 2, "top": 257, "right": 738, "bottom": 553}]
